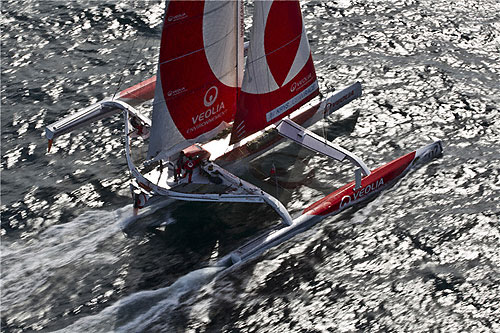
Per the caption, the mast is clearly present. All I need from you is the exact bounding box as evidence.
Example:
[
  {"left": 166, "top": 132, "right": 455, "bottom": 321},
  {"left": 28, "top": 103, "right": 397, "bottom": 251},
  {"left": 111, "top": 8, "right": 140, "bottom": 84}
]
[{"left": 236, "top": 0, "right": 244, "bottom": 108}]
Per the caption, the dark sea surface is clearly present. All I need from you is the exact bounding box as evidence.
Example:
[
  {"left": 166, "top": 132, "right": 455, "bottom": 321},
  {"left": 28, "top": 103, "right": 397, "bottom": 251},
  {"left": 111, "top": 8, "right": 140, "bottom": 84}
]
[{"left": 1, "top": 0, "right": 499, "bottom": 332}]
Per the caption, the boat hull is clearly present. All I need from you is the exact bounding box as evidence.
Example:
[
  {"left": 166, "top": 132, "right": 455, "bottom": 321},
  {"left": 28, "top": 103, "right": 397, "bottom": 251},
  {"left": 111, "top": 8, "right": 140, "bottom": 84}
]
[
  {"left": 125, "top": 83, "right": 363, "bottom": 209},
  {"left": 219, "top": 140, "right": 443, "bottom": 267}
]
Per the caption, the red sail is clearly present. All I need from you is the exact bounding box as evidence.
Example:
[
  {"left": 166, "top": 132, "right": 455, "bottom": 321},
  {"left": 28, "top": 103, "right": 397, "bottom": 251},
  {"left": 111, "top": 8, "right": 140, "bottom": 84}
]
[
  {"left": 230, "top": 1, "right": 319, "bottom": 144},
  {"left": 148, "top": 1, "right": 243, "bottom": 157}
]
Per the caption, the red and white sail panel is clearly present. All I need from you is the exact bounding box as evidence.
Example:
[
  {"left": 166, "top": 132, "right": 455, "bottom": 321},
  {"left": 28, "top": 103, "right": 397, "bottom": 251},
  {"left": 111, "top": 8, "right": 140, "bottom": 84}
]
[
  {"left": 230, "top": 0, "right": 319, "bottom": 144},
  {"left": 148, "top": 1, "right": 244, "bottom": 158}
]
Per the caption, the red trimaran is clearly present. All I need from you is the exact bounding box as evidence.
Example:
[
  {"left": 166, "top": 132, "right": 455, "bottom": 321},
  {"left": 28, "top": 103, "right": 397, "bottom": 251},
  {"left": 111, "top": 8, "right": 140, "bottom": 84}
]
[{"left": 46, "top": 1, "right": 442, "bottom": 264}]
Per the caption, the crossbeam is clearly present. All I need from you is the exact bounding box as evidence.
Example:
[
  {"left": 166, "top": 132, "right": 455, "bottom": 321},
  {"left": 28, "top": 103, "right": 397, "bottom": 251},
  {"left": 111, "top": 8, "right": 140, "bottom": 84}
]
[{"left": 275, "top": 118, "right": 371, "bottom": 177}]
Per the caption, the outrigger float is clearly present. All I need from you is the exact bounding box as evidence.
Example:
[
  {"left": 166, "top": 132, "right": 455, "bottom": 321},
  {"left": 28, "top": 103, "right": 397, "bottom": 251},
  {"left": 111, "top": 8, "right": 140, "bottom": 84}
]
[
  {"left": 46, "top": 0, "right": 442, "bottom": 264},
  {"left": 220, "top": 140, "right": 442, "bottom": 266}
]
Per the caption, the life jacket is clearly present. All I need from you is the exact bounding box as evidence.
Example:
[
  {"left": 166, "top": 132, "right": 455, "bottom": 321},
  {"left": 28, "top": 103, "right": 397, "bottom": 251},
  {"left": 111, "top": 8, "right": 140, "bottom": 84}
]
[{"left": 184, "top": 160, "right": 195, "bottom": 171}]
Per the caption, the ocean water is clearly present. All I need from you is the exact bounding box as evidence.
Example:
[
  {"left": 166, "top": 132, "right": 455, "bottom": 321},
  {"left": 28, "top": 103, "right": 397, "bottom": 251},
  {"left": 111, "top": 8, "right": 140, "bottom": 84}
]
[{"left": 1, "top": 0, "right": 499, "bottom": 332}]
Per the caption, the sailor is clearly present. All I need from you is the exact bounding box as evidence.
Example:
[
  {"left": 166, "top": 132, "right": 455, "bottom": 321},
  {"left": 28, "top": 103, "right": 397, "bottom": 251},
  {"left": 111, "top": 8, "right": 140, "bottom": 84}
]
[
  {"left": 174, "top": 151, "right": 185, "bottom": 182},
  {"left": 130, "top": 116, "right": 144, "bottom": 135},
  {"left": 183, "top": 156, "right": 195, "bottom": 183}
]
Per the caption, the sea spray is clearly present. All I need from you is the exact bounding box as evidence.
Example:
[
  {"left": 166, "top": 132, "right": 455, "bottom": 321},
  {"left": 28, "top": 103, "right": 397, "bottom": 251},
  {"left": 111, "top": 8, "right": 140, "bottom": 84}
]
[
  {"left": 55, "top": 266, "right": 225, "bottom": 333},
  {"left": 1, "top": 207, "right": 130, "bottom": 329},
  {"left": 119, "top": 197, "right": 176, "bottom": 232}
]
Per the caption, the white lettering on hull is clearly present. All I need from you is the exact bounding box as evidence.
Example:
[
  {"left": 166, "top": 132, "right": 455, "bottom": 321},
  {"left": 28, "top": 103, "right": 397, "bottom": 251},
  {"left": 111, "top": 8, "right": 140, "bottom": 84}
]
[{"left": 339, "top": 178, "right": 385, "bottom": 209}]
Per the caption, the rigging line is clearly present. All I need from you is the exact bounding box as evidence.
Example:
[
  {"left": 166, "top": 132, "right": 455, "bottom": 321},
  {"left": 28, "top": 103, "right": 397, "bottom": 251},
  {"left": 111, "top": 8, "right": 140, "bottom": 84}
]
[
  {"left": 235, "top": 0, "right": 241, "bottom": 101},
  {"left": 270, "top": 122, "right": 280, "bottom": 198},
  {"left": 321, "top": 94, "right": 328, "bottom": 143},
  {"left": 157, "top": 27, "right": 235, "bottom": 67},
  {"left": 259, "top": 3, "right": 272, "bottom": 96},
  {"left": 113, "top": 35, "right": 139, "bottom": 100},
  {"left": 250, "top": 162, "right": 293, "bottom": 196},
  {"left": 130, "top": 35, "right": 152, "bottom": 81},
  {"left": 272, "top": 162, "right": 279, "bottom": 199},
  {"left": 322, "top": 118, "right": 328, "bottom": 144}
]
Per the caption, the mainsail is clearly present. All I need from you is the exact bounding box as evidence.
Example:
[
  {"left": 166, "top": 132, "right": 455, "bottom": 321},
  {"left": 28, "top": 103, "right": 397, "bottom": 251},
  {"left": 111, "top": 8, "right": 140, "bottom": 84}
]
[
  {"left": 230, "top": 0, "right": 319, "bottom": 144},
  {"left": 148, "top": 1, "right": 244, "bottom": 158}
]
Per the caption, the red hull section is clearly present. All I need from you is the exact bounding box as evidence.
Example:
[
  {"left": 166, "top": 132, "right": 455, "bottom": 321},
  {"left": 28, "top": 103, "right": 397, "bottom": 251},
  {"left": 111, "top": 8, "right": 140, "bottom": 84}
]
[
  {"left": 304, "top": 151, "right": 416, "bottom": 216},
  {"left": 118, "top": 76, "right": 156, "bottom": 103},
  {"left": 220, "top": 141, "right": 442, "bottom": 267}
]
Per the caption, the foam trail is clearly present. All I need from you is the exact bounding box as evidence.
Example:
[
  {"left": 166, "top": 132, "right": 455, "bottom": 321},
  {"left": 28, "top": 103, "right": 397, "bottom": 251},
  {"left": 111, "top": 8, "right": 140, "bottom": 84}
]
[
  {"left": 1, "top": 206, "right": 133, "bottom": 314},
  {"left": 55, "top": 266, "right": 224, "bottom": 333},
  {"left": 119, "top": 197, "right": 175, "bottom": 230}
]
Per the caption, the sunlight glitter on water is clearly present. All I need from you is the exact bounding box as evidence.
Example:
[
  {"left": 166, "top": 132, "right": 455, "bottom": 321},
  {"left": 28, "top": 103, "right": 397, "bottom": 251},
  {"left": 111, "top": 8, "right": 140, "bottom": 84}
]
[{"left": 1, "top": 0, "right": 499, "bottom": 331}]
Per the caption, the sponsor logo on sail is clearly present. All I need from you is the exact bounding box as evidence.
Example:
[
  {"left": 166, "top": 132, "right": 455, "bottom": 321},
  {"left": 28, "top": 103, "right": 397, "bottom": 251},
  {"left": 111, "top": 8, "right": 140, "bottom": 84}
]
[
  {"left": 204, "top": 86, "right": 218, "bottom": 107},
  {"left": 167, "top": 87, "right": 186, "bottom": 97},
  {"left": 192, "top": 101, "right": 225, "bottom": 125},
  {"left": 266, "top": 80, "right": 319, "bottom": 122},
  {"left": 290, "top": 73, "right": 313, "bottom": 92},
  {"left": 167, "top": 13, "right": 187, "bottom": 22},
  {"left": 188, "top": 102, "right": 227, "bottom": 134},
  {"left": 189, "top": 86, "right": 226, "bottom": 132}
]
